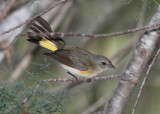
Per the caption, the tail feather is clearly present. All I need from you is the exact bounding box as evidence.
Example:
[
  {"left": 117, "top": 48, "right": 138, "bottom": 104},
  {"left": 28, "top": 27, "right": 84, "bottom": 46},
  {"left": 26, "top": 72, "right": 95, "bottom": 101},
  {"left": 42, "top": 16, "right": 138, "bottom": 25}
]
[
  {"left": 27, "top": 32, "right": 42, "bottom": 44},
  {"left": 27, "top": 39, "right": 39, "bottom": 44},
  {"left": 26, "top": 16, "right": 66, "bottom": 52},
  {"left": 36, "top": 17, "right": 53, "bottom": 32},
  {"left": 31, "top": 23, "right": 47, "bottom": 33},
  {"left": 27, "top": 31, "right": 58, "bottom": 51},
  {"left": 29, "top": 26, "right": 40, "bottom": 33}
]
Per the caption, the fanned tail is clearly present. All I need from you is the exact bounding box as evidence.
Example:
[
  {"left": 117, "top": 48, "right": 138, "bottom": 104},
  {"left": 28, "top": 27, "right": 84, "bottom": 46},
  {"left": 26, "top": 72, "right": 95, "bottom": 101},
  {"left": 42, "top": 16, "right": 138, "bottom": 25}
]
[{"left": 27, "top": 17, "right": 66, "bottom": 52}]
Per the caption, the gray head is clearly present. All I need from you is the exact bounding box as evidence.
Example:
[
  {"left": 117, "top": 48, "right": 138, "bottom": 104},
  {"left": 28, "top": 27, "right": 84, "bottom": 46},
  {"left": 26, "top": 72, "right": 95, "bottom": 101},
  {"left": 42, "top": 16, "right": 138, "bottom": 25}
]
[{"left": 91, "top": 54, "right": 116, "bottom": 75}]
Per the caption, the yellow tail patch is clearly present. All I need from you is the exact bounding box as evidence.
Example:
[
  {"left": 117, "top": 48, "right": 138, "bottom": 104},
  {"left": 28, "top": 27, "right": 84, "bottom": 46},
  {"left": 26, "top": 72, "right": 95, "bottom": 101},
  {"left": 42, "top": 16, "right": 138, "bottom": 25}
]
[{"left": 39, "top": 38, "right": 58, "bottom": 51}]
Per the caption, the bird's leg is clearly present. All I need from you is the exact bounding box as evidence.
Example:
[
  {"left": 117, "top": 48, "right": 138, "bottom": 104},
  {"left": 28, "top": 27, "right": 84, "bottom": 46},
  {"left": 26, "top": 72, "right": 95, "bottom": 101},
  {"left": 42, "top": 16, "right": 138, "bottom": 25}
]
[
  {"left": 86, "top": 78, "right": 92, "bottom": 83},
  {"left": 67, "top": 71, "right": 78, "bottom": 82}
]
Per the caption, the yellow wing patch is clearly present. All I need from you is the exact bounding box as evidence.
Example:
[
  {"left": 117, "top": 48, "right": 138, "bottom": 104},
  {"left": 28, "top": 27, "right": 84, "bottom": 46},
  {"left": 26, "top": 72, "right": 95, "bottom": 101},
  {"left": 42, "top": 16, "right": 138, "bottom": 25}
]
[{"left": 39, "top": 38, "right": 58, "bottom": 51}]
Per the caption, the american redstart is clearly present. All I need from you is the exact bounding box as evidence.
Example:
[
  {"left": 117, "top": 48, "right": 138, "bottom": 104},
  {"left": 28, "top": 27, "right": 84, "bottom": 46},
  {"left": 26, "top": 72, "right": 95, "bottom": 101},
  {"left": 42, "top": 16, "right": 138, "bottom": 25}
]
[{"left": 26, "top": 17, "right": 116, "bottom": 81}]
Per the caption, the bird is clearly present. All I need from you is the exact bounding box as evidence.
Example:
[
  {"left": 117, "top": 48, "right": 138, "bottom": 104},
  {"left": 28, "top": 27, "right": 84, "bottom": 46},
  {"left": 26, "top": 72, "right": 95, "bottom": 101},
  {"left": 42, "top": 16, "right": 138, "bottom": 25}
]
[{"left": 26, "top": 17, "right": 116, "bottom": 82}]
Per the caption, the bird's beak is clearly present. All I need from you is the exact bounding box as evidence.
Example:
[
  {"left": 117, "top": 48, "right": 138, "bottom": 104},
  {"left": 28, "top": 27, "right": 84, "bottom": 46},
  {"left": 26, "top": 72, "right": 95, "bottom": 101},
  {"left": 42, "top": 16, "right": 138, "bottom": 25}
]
[{"left": 109, "top": 64, "right": 116, "bottom": 69}]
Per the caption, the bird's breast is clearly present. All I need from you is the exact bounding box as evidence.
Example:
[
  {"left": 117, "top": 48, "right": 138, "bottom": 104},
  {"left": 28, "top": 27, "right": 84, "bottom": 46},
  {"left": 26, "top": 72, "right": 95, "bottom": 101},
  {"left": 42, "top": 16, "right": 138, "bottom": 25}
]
[{"left": 61, "top": 64, "right": 95, "bottom": 78}]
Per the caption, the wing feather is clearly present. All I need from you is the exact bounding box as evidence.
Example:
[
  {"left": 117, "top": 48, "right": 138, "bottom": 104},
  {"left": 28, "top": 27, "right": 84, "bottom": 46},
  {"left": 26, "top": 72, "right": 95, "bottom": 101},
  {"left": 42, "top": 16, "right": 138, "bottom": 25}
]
[{"left": 44, "top": 49, "right": 90, "bottom": 71}]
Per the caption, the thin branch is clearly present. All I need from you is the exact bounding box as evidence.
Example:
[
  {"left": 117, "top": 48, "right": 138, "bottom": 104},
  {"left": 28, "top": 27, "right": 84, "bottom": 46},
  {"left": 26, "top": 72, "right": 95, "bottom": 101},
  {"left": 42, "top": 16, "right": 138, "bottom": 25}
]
[
  {"left": 1, "top": 7, "right": 160, "bottom": 39},
  {"left": 20, "top": 74, "right": 121, "bottom": 105},
  {"left": 0, "top": 34, "right": 25, "bottom": 52},
  {"left": 0, "top": 23, "right": 158, "bottom": 52},
  {"left": 132, "top": 47, "right": 160, "bottom": 114},
  {"left": 19, "top": 21, "right": 159, "bottom": 39},
  {"left": 0, "top": 0, "right": 66, "bottom": 36},
  {"left": 50, "top": 23, "right": 160, "bottom": 38},
  {"left": 41, "top": 74, "right": 121, "bottom": 82}
]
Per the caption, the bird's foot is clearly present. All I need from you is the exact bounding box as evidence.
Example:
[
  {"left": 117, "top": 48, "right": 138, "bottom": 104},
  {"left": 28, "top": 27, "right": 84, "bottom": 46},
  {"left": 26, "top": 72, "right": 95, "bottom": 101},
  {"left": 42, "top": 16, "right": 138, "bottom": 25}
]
[
  {"left": 67, "top": 71, "right": 78, "bottom": 83},
  {"left": 86, "top": 78, "right": 92, "bottom": 83}
]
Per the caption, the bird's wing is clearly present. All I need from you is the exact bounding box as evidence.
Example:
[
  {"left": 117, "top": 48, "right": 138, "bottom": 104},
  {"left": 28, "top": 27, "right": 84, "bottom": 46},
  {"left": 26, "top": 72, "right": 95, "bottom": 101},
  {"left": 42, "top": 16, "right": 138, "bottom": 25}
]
[{"left": 44, "top": 49, "right": 90, "bottom": 71}]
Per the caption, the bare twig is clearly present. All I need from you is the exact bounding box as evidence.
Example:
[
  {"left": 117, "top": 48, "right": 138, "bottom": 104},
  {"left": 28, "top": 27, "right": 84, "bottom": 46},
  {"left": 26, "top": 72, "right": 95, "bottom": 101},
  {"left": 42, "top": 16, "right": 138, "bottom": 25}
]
[
  {"left": 40, "top": 74, "right": 121, "bottom": 82},
  {"left": 132, "top": 47, "right": 160, "bottom": 114},
  {"left": 18, "top": 21, "right": 158, "bottom": 40},
  {"left": 1, "top": 10, "right": 160, "bottom": 39},
  {"left": 0, "top": 0, "right": 66, "bottom": 36},
  {"left": 1, "top": 22, "right": 158, "bottom": 52},
  {"left": 49, "top": 22, "right": 160, "bottom": 38},
  {"left": 20, "top": 74, "right": 121, "bottom": 105},
  {"left": 0, "top": 34, "right": 25, "bottom": 52}
]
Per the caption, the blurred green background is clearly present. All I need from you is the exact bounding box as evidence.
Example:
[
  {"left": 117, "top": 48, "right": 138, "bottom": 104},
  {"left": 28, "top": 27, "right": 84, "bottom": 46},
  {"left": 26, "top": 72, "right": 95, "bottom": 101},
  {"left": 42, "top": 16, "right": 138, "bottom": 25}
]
[{"left": 0, "top": 0, "right": 160, "bottom": 113}]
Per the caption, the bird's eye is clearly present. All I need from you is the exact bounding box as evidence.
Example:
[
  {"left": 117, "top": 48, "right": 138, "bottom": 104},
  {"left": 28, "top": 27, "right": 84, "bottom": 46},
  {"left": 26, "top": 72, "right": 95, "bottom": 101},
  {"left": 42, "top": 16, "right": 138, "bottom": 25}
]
[{"left": 102, "top": 62, "right": 106, "bottom": 65}]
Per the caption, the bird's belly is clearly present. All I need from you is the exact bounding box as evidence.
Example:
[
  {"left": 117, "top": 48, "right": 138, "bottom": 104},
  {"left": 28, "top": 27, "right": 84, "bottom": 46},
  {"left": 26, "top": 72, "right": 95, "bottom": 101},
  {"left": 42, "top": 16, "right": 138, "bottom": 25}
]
[{"left": 61, "top": 64, "right": 94, "bottom": 78}]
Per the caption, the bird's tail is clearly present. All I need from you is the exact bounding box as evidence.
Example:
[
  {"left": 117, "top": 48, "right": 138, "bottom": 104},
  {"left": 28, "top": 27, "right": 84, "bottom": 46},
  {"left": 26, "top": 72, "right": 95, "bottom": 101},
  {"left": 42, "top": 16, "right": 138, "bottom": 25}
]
[{"left": 27, "top": 17, "right": 66, "bottom": 52}]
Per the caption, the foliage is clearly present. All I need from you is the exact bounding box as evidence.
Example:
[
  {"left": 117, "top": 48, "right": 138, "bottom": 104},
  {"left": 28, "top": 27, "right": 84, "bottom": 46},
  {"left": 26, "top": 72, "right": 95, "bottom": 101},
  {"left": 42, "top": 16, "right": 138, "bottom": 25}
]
[{"left": 0, "top": 60, "right": 69, "bottom": 113}]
